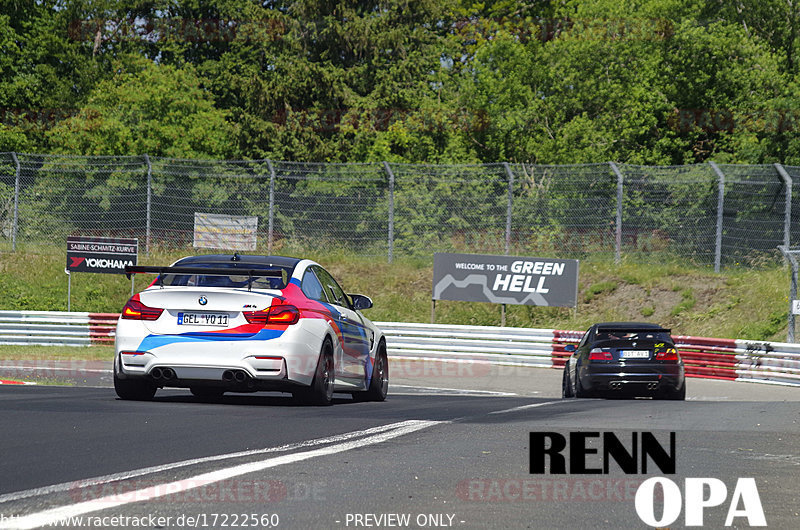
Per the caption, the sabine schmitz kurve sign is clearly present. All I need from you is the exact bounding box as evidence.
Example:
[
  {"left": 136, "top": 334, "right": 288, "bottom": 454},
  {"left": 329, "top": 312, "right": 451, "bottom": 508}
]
[
  {"left": 66, "top": 236, "right": 138, "bottom": 275},
  {"left": 432, "top": 253, "right": 579, "bottom": 308}
]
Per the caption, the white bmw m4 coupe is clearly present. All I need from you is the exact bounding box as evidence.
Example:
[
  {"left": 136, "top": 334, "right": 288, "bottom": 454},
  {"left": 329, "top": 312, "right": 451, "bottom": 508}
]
[{"left": 114, "top": 254, "right": 387, "bottom": 405}]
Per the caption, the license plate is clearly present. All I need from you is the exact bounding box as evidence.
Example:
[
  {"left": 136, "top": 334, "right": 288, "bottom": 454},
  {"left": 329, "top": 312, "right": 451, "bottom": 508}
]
[
  {"left": 177, "top": 312, "right": 229, "bottom": 326},
  {"left": 621, "top": 350, "right": 650, "bottom": 359}
]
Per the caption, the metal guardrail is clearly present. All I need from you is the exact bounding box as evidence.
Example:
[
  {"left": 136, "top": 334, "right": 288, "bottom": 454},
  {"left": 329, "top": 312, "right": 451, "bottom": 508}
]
[
  {"left": 0, "top": 312, "right": 797, "bottom": 387},
  {"left": 379, "top": 322, "right": 800, "bottom": 387},
  {"left": 0, "top": 311, "right": 117, "bottom": 346},
  {"left": 376, "top": 322, "right": 563, "bottom": 368}
]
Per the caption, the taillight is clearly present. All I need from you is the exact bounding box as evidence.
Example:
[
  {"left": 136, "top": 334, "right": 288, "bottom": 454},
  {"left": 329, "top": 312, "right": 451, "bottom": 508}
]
[
  {"left": 656, "top": 348, "right": 680, "bottom": 361},
  {"left": 121, "top": 299, "right": 164, "bottom": 321},
  {"left": 244, "top": 305, "right": 300, "bottom": 325},
  {"left": 588, "top": 348, "right": 613, "bottom": 360}
]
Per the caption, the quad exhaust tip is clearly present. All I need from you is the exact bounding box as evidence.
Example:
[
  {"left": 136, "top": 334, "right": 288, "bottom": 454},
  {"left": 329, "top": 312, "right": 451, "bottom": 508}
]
[{"left": 609, "top": 381, "right": 659, "bottom": 390}]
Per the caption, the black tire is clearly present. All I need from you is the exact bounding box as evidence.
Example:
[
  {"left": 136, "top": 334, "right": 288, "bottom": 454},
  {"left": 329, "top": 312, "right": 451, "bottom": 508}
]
[
  {"left": 574, "top": 370, "right": 592, "bottom": 399},
  {"left": 663, "top": 383, "right": 686, "bottom": 401},
  {"left": 190, "top": 386, "right": 225, "bottom": 399},
  {"left": 561, "top": 368, "right": 574, "bottom": 398},
  {"left": 355, "top": 342, "right": 389, "bottom": 402},
  {"left": 295, "top": 339, "right": 335, "bottom": 406},
  {"left": 114, "top": 365, "right": 156, "bottom": 401}
]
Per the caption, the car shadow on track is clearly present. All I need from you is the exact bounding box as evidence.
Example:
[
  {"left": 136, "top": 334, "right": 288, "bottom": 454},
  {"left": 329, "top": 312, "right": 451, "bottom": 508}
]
[{"left": 137, "top": 392, "right": 360, "bottom": 407}]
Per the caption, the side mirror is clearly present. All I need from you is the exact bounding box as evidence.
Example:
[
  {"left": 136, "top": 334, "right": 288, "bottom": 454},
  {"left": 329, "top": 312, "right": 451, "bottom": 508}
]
[
  {"left": 564, "top": 344, "right": 576, "bottom": 352},
  {"left": 349, "top": 294, "right": 373, "bottom": 311}
]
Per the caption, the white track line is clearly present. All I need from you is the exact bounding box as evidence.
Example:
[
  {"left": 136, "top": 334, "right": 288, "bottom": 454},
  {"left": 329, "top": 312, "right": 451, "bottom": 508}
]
[
  {"left": 0, "top": 420, "right": 428, "bottom": 505},
  {"left": 488, "top": 400, "right": 565, "bottom": 415},
  {"left": 390, "top": 383, "right": 517, "bottom": 396},
  {"left": 0, "top": 420, "right": 443, "bottom": 530}
]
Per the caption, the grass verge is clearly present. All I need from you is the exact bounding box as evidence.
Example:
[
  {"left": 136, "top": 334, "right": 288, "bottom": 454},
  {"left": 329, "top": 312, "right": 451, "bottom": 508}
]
[{"left": 0, "top": 247, "right": 793, "bottom": 342}]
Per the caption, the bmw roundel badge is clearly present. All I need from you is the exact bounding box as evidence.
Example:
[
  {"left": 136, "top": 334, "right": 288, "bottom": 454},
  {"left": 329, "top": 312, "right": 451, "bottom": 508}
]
[{"left": 198, "top": 296, "right": 208, "bottom": 306}]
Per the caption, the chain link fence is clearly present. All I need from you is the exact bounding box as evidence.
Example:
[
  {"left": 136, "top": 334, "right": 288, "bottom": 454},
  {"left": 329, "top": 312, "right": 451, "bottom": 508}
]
[
  {"left": 0, "top": 152, "right": 795, "bottom": 268},
  {"left": 512, "top": 163, "right": 618, "bottom": 258},
  {"left": 620, "top": 164, "right": 719, "bottom": 264}
]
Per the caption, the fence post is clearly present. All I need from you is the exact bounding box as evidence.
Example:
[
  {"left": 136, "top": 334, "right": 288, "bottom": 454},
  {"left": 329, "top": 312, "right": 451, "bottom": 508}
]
[
  {"left": 708, "top": 161, "right": 726, "bottom": 273},
  {"left": 774, "top": 163, "right": 792, "bottom": 250},
  {"left": 608, "top": 162, "right": 623, "bottom": 264},
  {"left": 383, "top": 161, "right": 395, "bottom": 264},
  {"left": 503, "top": 163, "right": 514, "bottom": 255},
  {"left": 10, "top": 152, "right": 20, "bottom": 251},
  {"left": 267, "top": 160, "right": 276, "bottom": 255},
  {"left": 143, "top": 154, "right": 152, "bottom": 254},
  {"left": 778, "top": 245, "right": 797, "bottom": 342}
]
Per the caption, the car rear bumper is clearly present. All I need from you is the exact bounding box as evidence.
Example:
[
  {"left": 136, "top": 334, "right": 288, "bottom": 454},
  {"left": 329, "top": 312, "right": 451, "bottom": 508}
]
[
  {"left": 115, "top": 353, "right": 307, "bottom": 391},
  {"left": 115, "top": 318, "right": 327, "bottom": 387},
  {"left": 579, "top": 362, "right": 685, "bottom": 394}
]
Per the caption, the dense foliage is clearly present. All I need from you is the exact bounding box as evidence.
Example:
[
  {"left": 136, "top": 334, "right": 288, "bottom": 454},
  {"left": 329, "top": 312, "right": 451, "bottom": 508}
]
[{"left": 2, "top": 0, "right": 800, "bottom": 164}]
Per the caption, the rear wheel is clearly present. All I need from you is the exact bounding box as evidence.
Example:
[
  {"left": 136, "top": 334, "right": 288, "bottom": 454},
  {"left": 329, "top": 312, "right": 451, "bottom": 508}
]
[
  {"left": 663, "top": 383, "right": 686, "bottom": 401},
  {"left": 561, "top": 368, "right": 573, "bottom": 398},
  {"left": 574, "top": 370, "right": 592, "bottom": 398},
  {"left": 355, "top": 342, "right": 389, "bottom": 402},
  {"left": 294, "top": 340, "right": 335, "bottom": 406},
  {"left": 114, "top": 365, "right": 156, "bottom": 401}
]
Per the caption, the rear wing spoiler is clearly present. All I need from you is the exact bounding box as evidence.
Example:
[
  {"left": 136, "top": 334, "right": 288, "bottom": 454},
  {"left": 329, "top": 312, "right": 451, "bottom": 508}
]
[
  {"left": 596, "top": 326, "right": 671, "bottom": 334},
  {"left": 124, "top": 265, "right": 287, "bottom": 290}
]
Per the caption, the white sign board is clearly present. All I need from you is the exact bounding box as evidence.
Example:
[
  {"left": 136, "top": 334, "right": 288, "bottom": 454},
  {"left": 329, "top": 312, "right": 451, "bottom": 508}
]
[
  {"left": 792, "top": 300, "right": 800, "bottom": 315},
  {"left": 432, "top": 253, "right": 579, "bottom": 308},
  {"left": 193, "top": 213, "right": 258, "bottom": 251}
]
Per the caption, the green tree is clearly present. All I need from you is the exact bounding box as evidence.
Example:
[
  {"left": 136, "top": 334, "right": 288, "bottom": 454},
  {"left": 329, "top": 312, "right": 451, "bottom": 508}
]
[
  {"left": 0, "top": 1, "right": 107, "bottom": 151},
  {"left": 48, "top": 57, "right": 235, "bottom": 158}
]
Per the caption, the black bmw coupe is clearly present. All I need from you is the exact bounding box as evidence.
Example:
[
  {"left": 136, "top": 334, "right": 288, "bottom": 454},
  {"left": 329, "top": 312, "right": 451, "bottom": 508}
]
[{"left": 562, "top": 322, "right": 686, "bottom": 400}]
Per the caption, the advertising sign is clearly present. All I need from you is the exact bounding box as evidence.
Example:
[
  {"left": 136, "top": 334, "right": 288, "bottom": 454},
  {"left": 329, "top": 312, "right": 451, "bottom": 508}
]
[
  {"left": 66, "top": 236, "right": 138, "bottom": 275},
  {"left": 432, "top": 252, "right": 579, "bottom": 308},
  {"left": 193, "top": 212, "right": 258, "bottom": 251}
]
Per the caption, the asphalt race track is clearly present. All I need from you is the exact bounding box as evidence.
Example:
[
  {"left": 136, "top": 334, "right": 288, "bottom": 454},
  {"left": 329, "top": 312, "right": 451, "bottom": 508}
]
[{"left": 0, "top": 360, "right": 798, "bottom": 529}]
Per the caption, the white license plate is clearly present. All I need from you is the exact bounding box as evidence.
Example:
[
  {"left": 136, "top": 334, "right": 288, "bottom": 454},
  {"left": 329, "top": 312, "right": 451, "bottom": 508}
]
[
  {"left": 177, "top": 312, "right": 229, "bottom": 326},
  {"left": 621, "top": 350, "right": 650, "bottom": 359}
]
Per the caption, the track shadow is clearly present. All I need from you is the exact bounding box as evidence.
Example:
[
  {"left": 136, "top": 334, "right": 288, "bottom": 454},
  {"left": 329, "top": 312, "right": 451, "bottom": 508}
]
[{"left": 135, "top": 391, "right": 359, "bottom": 407}]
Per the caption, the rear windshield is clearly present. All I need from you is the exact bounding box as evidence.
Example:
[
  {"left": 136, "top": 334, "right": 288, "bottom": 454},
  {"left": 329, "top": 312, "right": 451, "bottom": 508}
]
[
  {"left": 595, "top": 330, "right": 672, "bottom": 343},
  {"left": 159, "top": 263, "right": 292, "bottom": 289}
]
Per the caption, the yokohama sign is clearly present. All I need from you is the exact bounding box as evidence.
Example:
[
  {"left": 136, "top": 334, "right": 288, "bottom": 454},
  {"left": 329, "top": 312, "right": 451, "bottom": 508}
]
[{"left": 67, "top": 236, "right": 138, "bottom": 274}]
